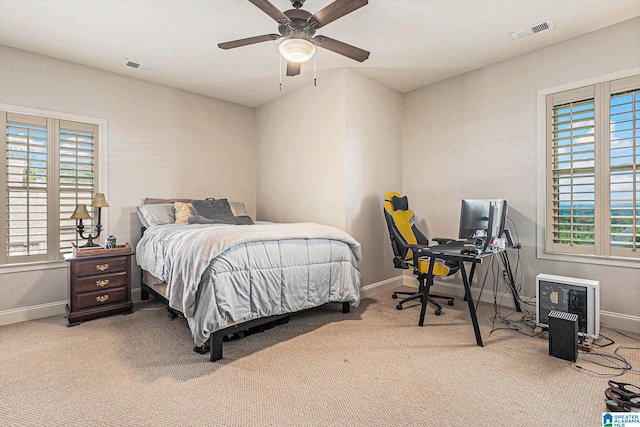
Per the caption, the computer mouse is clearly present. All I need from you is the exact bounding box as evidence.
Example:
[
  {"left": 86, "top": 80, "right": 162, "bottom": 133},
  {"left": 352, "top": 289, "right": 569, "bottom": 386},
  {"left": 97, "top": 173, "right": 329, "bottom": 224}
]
[{"left": 461, "top": 247, "right": 479, "bottom": 256}]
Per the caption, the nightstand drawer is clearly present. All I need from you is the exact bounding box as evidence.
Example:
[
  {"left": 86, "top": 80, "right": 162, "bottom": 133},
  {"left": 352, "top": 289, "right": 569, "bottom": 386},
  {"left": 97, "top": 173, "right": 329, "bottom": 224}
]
[
  {"left": 75, "top": 272, "right": 127, "bottom": 294},
  {"left": 75, "top": 287, "right": 127, "bottom": 310},
  {"left": 74, "top": 257, "right": 127, "bottom": 277}
]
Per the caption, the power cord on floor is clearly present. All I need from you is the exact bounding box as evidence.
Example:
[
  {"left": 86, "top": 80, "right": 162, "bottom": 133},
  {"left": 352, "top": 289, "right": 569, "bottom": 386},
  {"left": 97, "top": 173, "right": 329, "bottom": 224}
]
[
  {"left": 571, "top": 326, "right": 640, "bottom": 377},
  {"left": 572, "top": 350, "right": 633, "bottom": 377}
]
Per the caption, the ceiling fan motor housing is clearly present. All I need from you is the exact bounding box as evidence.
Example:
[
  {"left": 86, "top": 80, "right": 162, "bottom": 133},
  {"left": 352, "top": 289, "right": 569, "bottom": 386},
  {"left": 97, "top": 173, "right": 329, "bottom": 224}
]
[{"left": 279, "top": 9, "right": 316, "bottom": 38}]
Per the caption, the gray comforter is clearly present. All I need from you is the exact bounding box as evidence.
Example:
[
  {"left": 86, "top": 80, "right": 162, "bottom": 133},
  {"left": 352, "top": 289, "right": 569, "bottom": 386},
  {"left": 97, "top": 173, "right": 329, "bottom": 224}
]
[{"left": 136, "top": 222, "right": 362, "bottom": 346}]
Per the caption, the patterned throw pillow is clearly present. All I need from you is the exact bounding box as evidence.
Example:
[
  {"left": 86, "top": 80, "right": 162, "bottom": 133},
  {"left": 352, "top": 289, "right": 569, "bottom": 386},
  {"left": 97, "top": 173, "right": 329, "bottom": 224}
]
[{"left": 174, "top": 202, "right": 194, "bottom": 224}]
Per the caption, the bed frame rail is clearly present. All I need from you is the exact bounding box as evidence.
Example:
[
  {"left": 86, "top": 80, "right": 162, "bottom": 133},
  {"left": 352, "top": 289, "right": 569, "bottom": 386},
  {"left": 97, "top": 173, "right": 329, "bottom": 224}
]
[{"left": 141, "top": 281, "right": 350, "bottom": 362}]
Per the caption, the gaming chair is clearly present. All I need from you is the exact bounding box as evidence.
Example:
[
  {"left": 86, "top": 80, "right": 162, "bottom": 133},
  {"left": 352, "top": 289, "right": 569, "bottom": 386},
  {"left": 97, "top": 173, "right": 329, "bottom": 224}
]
[{"left": 383, "top": 191, "right": 457, "bottom": 315}]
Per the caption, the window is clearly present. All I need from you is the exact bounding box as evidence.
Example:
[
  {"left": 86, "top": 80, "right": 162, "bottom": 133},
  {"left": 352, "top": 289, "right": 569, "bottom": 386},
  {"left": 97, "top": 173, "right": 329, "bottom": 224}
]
[
  {"left": 1, "top": 110, "right": 99, "bottom": 265},
  {"left": 545, "top": 74, "right": 640, "bottom": 259}
]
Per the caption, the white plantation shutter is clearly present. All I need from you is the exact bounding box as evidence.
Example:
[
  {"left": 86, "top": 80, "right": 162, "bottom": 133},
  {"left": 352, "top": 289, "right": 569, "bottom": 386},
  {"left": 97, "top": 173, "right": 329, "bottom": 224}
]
[
  {"left": 59, "top": 121, "right": 97, "bottom": 253},
  {"left": 545, "top": 74, "right": 640, "bottom": 259},
  {"left": 609, "top": 77, "right": 640, "bottom": 258},
  {"left": 547, "top": 87, "right": 597, "bottom": 255},
  {"left": 1, "top": 111, "right": 98, "bottom": 264},
  {"left": 2, "top": 113, "right": 49, "bottom": 262}
]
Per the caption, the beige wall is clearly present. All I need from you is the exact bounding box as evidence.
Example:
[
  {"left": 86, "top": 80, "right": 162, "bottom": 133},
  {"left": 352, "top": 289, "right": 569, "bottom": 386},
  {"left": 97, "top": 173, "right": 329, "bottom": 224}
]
[
  {"left": 0, "top": 45, "right": 256, "bottom": 321},
  {"left": 403, "top": 17, "right": 640, "bottom": 329},
  {"left": 255, "top": 70, "right": 347, "bottom": 228},
  {"left": 344, "top": 70, "right": 403, "bottom": 287},
  {"left": 256, "top": 69, "right": 403, "bottom": 286}
]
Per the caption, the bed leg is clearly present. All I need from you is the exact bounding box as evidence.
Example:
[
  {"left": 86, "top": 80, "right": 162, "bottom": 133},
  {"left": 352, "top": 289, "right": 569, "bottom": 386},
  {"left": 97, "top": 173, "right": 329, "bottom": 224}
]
[
  {"left": 141, "top": 287, "right": 149, "bottom": 301},
  {"left": 342, "top": 302, "right": 350, "bottom": 314},
  {"left": 167, "top": 308, "right": 179, "bottom": 320},
  {"left": 210, "top": 332, "right": 224, "bottom": 362}
]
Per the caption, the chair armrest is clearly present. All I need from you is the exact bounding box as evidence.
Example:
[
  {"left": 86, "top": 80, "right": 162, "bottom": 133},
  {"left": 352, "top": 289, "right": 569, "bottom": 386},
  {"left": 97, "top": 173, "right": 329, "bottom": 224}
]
[
  {"left": 393, "top": 256, "right": 409, "bottom": 269},
  {"left": 432, "top": 237, "right": 455, "bottom": 244},
  {"left": 406, "top": 244, "right": 434, "bottom": 274},
  {"left": 406, "top": 244, "right": 431, "bottom": 252}
]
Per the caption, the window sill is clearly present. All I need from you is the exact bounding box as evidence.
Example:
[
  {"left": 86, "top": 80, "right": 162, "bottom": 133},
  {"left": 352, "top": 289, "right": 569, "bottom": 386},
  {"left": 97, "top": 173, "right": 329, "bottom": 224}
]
[
  {"left": 537, "top": 249, "right": 640, "bottom": 269},
  {"left": 0, "top": 260, "right": 68, "bottom": 274}
]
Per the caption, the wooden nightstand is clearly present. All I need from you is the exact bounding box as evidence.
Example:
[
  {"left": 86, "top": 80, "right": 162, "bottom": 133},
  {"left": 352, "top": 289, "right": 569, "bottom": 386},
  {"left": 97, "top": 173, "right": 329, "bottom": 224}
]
[{"left": 65, "top": 251, "right": 134, "bottom": 326}]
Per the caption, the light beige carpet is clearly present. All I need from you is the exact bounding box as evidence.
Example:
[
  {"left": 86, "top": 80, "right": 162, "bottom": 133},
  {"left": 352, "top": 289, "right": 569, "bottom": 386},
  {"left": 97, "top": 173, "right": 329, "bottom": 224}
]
[{"left": 1, "top": 288, "right": 638, "bottom": 427}]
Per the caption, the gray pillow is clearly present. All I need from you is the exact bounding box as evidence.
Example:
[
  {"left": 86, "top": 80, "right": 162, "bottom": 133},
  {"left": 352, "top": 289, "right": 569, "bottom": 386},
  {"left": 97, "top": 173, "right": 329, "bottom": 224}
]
[
  {"left": 137, "top": 203, "right": 175, "bottom": 226},
  {"left": 188, "top": 214, "right": 254, "bottom": 225},
  {"left": 191, "top": 199, "right": 235, "bottom": 220}
]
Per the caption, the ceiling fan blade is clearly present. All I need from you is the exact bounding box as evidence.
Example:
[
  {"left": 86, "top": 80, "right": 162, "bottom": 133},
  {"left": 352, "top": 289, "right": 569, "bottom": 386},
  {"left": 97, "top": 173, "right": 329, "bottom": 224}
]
[
  {"left": 218, "top": 34, "right": 281, "bottom": 50},
  {"left": 314, "top": 35, "right": 369, "bottom": 62},
  {"left": 286, "top": 62, "right": 301, "bottom": 76},
  {"left": 308, "top": 0, "right": 368, "bottom": 29},
  {"left": 248, "top": 0, "right": 290, "bottom": 24}
]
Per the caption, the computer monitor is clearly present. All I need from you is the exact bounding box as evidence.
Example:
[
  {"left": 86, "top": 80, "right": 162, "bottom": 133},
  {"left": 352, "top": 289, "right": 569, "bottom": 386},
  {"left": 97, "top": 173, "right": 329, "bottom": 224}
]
[{"left": 458, "top": 199, "right": 508, "bottom": 247}]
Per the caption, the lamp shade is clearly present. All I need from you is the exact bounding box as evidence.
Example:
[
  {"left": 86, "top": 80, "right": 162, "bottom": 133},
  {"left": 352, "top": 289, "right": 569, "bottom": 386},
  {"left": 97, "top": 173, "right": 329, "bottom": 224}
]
[
  {"left": 279, "top": 38, "right": 316, "bottom": 63},
  {"left": 70, "top": 204, "right": 91, "bottom": 220},
  {"left": 91, "top": 193, "right": 109, "bottom": 208}
]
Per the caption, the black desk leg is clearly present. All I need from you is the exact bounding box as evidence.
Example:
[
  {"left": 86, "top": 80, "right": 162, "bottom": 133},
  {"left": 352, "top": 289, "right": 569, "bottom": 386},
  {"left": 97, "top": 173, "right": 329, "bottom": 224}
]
[
  {"left": 418, "top": 259, "right": 436, "bottom": 327},
  {"left": 462, "top": 263, "right": 478, "bottom": 302},
  {"left": 461, "top": 265, "right": 484, "bottom": 347}
]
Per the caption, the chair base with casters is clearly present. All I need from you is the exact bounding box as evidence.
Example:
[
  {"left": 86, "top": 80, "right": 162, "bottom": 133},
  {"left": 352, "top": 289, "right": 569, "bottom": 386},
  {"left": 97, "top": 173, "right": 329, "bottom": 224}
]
[{"left": 392, "top": 289, "right": 454, "bottom": 315}]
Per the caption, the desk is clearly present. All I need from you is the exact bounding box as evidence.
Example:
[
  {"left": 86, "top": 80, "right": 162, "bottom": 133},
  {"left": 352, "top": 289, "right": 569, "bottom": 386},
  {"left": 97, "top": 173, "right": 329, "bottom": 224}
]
[{"left": 411, "top": 244, "right": 518, "bottom": 347}]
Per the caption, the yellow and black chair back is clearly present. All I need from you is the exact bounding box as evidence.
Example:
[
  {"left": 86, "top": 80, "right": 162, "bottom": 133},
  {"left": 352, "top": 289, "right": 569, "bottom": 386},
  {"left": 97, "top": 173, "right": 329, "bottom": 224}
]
[{"left": 384, "top": 191, "right": 457, "bottom": 314}]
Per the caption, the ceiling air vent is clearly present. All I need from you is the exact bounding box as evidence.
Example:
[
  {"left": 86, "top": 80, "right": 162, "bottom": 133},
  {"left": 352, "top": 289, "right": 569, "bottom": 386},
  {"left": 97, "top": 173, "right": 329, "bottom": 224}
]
[
  {"left": 122, "top": 59, "right": 156, "bottom": 72},
  {"left": 510, "top": 20, "right": 554, "bottom": 41}
]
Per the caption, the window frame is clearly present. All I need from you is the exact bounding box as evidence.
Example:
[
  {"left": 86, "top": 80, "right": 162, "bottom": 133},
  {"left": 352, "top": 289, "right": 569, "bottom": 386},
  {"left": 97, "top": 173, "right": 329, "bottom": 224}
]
[
  {"left": 536, "top": 67, "right": 640, "bottom": 268},
  {"left": 0, "top": 103, "right": 107, "bottom": 271}
]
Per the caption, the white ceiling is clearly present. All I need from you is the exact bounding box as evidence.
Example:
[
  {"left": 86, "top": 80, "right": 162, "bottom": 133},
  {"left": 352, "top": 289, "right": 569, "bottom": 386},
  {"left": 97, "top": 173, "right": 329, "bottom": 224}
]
[{"left": 1, "top": 0, "right": 639, "bottom": 107}]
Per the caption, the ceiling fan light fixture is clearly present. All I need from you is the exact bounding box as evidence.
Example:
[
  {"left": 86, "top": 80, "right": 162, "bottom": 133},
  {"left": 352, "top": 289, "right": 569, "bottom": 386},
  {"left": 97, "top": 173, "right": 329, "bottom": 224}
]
[{"left": 279, "top": 38, "right": 316, "bottom": 63}]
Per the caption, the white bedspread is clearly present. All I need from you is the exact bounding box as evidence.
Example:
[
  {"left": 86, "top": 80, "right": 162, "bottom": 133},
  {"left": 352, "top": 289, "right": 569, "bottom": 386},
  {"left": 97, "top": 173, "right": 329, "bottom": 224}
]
[{"left": 136, "top": 222, "right": 362, "bottom": 346}]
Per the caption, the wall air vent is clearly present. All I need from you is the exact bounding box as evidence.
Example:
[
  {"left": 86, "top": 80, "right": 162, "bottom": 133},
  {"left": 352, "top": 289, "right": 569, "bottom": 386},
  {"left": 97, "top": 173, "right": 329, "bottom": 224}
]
[
  {"left": 122, "top": 59, "right": 156, "bottom": 73},
  {"left": 510, "top": 20, "right": 554, "bottom": 41}
]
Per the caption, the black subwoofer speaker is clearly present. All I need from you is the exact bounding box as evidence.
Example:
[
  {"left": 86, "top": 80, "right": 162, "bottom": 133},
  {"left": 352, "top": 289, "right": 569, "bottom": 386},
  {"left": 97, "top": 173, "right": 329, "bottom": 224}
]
[{"left": 548, "top": 310, "right": 578, "bottom": 362}]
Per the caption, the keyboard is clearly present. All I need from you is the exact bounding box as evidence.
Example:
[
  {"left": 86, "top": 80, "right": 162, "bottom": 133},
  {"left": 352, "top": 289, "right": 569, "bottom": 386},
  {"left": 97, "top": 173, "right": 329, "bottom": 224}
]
[
  {"left": 432, "top": 240, "right": 477, "bottom": 249},
  {"left": 429, "top": 240, "right": 487, "bottom": 255}
]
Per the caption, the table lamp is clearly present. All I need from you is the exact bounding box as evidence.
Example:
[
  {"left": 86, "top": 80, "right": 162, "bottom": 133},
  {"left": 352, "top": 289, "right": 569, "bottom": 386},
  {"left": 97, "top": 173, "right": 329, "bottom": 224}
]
[{"left": 71, "top": 193, "right": 109, "bottom": 247}]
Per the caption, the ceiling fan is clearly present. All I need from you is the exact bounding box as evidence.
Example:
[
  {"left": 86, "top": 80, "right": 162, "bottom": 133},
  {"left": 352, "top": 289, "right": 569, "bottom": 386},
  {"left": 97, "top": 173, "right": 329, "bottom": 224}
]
[{"left": 218, "top": 0, "right": 369, "bottom": 77}]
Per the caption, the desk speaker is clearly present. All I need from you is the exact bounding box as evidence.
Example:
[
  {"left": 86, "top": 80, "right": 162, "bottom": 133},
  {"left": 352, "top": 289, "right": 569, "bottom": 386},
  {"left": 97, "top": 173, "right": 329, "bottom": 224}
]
[{"left": 548, "top": 310, "right": 578, "bottom": 362}]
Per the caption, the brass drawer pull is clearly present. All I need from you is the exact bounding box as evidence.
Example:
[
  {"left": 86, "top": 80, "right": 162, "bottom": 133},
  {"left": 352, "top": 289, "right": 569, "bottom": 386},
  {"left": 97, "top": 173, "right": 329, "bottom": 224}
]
[
  {"left": 96, "top": 264, "right": 109, "bottom": 272},
  {"left": 96, "top": 279, "right": 109, "bottom": 287},
  {"left": 96, "top": 295, "right": 109, "bottom": 303}
]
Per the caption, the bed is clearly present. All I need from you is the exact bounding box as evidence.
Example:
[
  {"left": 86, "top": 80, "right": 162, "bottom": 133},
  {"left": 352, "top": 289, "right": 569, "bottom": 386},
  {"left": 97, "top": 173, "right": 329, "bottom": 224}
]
[{"left": 135, "top": 198, "right": 362, "bottom": 362}]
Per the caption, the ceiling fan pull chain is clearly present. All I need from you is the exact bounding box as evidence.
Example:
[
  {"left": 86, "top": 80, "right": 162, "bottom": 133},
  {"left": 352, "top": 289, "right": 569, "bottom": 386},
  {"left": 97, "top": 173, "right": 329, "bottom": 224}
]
[
  {"left": 313, "top": 53, "right": 317, "bottom": 87},
  {"left": 279, "top": 54, "right": 283, "bottom": 91}
]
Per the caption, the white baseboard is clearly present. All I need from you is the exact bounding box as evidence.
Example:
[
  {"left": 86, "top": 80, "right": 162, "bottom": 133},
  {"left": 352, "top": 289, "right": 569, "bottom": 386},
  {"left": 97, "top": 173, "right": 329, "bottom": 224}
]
[
  {"left": 425, "top": 278, "right": 521, "bottom": 310},
  {"left": 360, "top": 276, "right": 404, "bottom": 299},
  {"left": 600, "top": 311, "right": 640, "bottom": 335},
  {"left": 0, "top": 301, "right": 67, "bottom": 326},
  {"left": 0, "top": 288, "right": 145, "bottom": 327}
]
